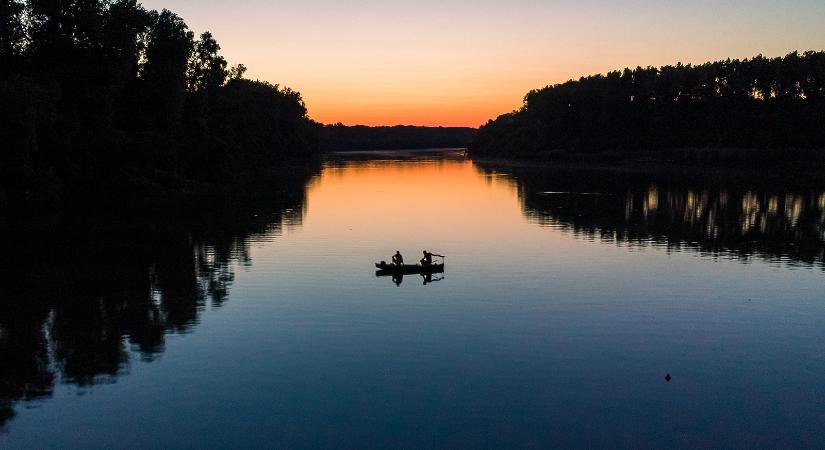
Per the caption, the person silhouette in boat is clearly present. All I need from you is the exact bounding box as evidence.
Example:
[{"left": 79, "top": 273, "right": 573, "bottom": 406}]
[
  {"left": 392, "top": 251, "right": 404, "bottom": 266},
  {"left": 420, "top": 250, "right": 443, "bottom": 266}
]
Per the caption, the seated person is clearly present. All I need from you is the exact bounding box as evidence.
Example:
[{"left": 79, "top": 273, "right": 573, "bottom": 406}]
[
  {"left": 392, "top": 251, "right": 404, "bottom": 266},
  {"left": 420, "top": 250, "right": 444, "bottom": 266}
]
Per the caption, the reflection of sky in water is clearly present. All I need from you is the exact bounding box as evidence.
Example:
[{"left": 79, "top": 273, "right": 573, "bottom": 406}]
[{"left": 3, "top": 158, "right": 825, "bottom": 448}]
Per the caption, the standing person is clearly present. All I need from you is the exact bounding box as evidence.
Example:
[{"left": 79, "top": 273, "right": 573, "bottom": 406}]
[{"left": 392, "top": 251, "right": 404, "bottom": 266}]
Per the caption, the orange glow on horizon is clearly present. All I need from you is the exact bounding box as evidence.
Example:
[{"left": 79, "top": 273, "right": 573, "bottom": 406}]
[
  {"left": 271, "top": 66, "right": 558, "bottom": 128},
  {"left": 303, "top": 96, "right": 519, "bottom": 128}
]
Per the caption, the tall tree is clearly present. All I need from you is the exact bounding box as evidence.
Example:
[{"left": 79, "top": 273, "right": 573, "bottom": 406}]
[
  {"left": 187, "top": 31, "right": 227, "bottom": 92},
  {"left": 0, "top": 0, "right": 25, "bottom": 74},
  {"left": 142, "top": 9, "right": 193, "bottom": 131}
]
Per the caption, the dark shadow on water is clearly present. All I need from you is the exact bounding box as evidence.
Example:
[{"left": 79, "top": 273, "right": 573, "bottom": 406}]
[
  {"left": 0, "top": 165, "right": 319, "bottom": 429},
  {"left": 377, "top": 272, "right": 445, "bottom": 287},
  {"left": 421, "top": 273, "right": 444, "bottom": 285},
  {"left": 477, "top": 163, "right": 825, "bottom": 269}
]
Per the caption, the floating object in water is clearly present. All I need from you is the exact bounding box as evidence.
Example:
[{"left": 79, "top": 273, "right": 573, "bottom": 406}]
[
  {"left": 375, "top": 261, "right": 444, "bottom": 276},
  {"left": 665, "top": 373, "right": 672, "bottom": 382}
]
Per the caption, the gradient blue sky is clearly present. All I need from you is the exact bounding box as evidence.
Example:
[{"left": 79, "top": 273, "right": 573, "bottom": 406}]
[{"left": 141, "top": 0, "right": 825, "bottom": 126}]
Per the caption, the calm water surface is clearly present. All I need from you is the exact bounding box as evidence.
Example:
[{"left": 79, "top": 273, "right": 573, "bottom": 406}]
[{"left": 2, "top": 151, "right": 825, "bottom": 448}]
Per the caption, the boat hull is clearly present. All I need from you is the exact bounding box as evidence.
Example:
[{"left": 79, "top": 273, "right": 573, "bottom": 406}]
[{"left": 375, "top": 262, "right": 444, "bottom": 276}]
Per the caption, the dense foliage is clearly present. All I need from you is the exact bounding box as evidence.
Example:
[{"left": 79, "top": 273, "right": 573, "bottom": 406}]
[
  {"left": 471, "top": 52, "right": 825, "bottom": 162},
  {"left": 0, "top": 0, "right": 319, "bottom": 208},
  {"left": 321, "top": 124, "right": 475, "bottom": 151}
]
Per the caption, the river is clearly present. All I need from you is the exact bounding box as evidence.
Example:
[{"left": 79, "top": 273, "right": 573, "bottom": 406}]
[{"left": 2, "top": 150, "right": 824, "bottom": 448}]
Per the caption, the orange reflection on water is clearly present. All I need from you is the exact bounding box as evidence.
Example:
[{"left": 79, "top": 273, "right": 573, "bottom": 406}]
[
  {"left": 262, "top": 157, "right": 590, "bottom": 277},
  {"left": 303, "top": 159, "right": 522, "bottom": 244}
]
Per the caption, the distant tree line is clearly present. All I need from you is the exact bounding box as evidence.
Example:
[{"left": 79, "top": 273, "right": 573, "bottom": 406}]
[
  {"left": 321, "top": 124, "right": 475, "bottom": 151},
  {"left": 471, "top": 52, "right": 825, "bottom": 163},
  {"left": 0, "top": 0, "right": 319, "bottom": 208}
]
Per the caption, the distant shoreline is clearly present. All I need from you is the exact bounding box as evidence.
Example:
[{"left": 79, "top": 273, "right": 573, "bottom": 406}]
[
  {"left": 320, "top": 124, "right": 475, "bottom": 152},
  {"left": 470, "top": 152, "right": 825, "bottom": 190},
  {"left": 328, "top": 147, "right": 467, "bottom": 156},
  {"left": 469, "top": 146, "right": 825, "bottom": 171}
]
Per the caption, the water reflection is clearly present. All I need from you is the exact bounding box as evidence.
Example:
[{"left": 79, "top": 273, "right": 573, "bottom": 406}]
[
  {"left": 376, "top": 272, "right": 446, "bottom": 287},
  {"left": 3, "top": 154, "right": 824, "bottom": 446},
  {"left": 0, "top": 167, "right": 319, "bottom": 428},
  {"left": 480, "top": 164, "right": 825, "bottom": 268}
]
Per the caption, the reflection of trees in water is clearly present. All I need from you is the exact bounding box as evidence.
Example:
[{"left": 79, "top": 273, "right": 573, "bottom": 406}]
[
  {"left": 0, "top": 168, "right": 317, "bottom": 427},
  {"left": 488, "top": 165, "right": 825, "bottom": 268}
]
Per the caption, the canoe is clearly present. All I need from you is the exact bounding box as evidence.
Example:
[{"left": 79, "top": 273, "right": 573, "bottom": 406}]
[{"left": 375, "top": 262, "right": 444, "bottom": 276}]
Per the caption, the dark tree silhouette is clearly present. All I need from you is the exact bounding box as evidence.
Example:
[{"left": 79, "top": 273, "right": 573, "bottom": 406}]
[
  {"left": 321, "top": 124, "right": 476, "bottom": 151},
  {"left": 227, "top": 63, "right": 247, "bottom": 81},
  {"left": 142, "top": 9, "right": 194, "bottom": 132},
  {"left": 188, "top": 31, "right": 227, "bottom": 92},
  {"left": 0, "top": 0, "right": 25, "bottom": 75},
  {"left": 471, "top": 52, "right": 825, "bottom": 164},
  {"left": 0, "top": 0, "right": 319, "bottom": 209}
]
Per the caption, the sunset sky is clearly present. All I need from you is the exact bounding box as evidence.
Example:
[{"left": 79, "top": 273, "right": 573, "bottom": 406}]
[{"left": 142, "top": 0, "right": 825, "bottom": 127}]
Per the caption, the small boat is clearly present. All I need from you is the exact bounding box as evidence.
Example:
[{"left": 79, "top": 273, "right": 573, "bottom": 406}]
[{"left": 375, "top": 261, "right": 445, "bottom": 276}]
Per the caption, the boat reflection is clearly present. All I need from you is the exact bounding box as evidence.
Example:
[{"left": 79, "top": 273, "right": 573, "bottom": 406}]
[{"left": 378, "top": 272, "right": 445, "bottom": 286}]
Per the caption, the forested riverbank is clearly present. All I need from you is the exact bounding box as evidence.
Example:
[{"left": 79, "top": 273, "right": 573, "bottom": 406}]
[
  {"left": 0, "top": 0, "right": 320, "bottom": 210},
  {"left": 470, "top": 51, "right": 825, "bottom": 165}
]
